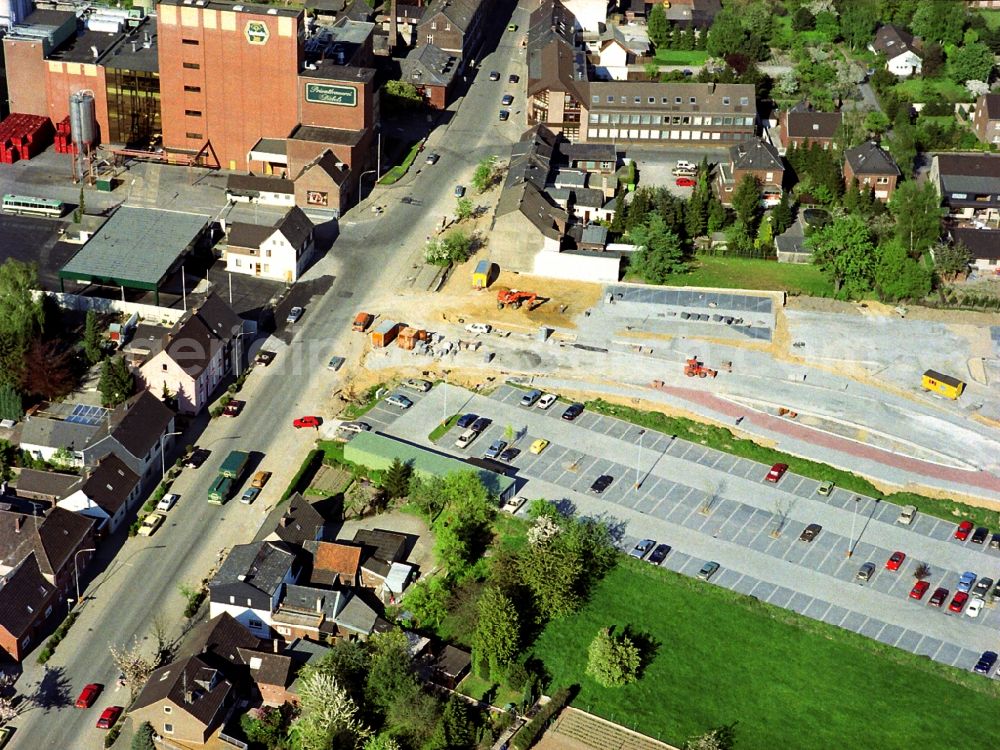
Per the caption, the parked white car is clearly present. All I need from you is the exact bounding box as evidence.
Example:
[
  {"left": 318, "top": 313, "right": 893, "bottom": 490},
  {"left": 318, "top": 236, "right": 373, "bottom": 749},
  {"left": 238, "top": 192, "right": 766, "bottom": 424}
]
[
  {"left": 966, "top": 597, "right": 985, "bottom": 618},
  {"left": 156, "top": 493, "right": 179, "bottom": 512},
  {"left": 465, "top": 323, "right": 492, "bottom": 334},
  {"left": 537, "top": 393, "right": 557, "bottom": 409}
]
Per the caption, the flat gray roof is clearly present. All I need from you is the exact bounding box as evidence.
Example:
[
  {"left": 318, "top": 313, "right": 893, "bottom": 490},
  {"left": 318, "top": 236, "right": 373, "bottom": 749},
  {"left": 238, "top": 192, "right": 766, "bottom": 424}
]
[{"left": 60, "top": 206, "right": 209, "bottom": 291}]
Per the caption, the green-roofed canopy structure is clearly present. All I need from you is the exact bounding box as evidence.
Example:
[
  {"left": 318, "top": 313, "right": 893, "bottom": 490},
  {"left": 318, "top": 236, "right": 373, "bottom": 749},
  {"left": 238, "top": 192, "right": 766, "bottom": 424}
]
[
  {"left": 59, "top": 206, "right": 210, "bottom": 305},
  {"left": 344, "top": 432, "right": 517, "bottom": 502}
]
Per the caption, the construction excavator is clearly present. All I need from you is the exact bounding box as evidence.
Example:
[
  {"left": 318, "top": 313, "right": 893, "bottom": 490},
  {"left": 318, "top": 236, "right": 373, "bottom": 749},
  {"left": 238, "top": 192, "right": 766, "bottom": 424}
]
[
  {"left": 496, "top": 288, "right": 543, "bottom": 310},
  {"left": 684, "top": 357, "right": 717, "bottom": 378}
]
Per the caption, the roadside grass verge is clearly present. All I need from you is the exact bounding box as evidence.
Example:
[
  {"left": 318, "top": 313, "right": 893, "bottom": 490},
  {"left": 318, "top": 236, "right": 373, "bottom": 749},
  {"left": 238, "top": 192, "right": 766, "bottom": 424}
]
[
  {"left": 429, "top": 414, "right": 460, "bottom": 442},
  {"left": 378, "top": 142, "right": 422, "bottom": 185},
  {"left": 586, "top": 399, "right": 1000, "bottom": 529},
  {"left": 343, "top": 383, "right": 385, "bottom": 419},
  {"left": 669, "top": 256, "right": 834, "bottom": 296},
  {"left": 532, "top": 561, "right": 1000, "bottom": 749}
]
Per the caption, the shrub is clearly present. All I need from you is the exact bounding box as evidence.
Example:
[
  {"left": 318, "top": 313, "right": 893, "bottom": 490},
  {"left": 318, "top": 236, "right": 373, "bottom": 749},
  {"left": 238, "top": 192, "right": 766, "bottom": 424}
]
[{"left": 510, "top": 686, "right": 576, "bottom": 750}]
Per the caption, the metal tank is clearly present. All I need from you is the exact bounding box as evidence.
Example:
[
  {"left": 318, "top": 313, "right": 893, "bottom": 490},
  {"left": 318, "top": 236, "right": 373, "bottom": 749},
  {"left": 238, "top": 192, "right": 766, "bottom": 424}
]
[{"left": 69, "top": 91, "right": 96, "bottom": 150}]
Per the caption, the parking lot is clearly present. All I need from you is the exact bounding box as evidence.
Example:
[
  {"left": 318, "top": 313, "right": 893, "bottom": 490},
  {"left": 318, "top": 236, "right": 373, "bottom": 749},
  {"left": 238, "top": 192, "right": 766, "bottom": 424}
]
[{"left": 374, "top": 382, "right": 1000, "bottom": 674}]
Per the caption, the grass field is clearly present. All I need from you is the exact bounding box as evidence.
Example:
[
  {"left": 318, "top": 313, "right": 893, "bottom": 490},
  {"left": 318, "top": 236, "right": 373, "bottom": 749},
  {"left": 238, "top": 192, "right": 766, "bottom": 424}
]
[
  {"left": 532, "top": 563, "right": 1000, "bottom": 749},
  {"left": 652, "top": 49, "right": 708, "bottom": 66},
  {"left": 894, "top": 77, "right": 972, "bottom": 103},
  {"left": 672, "top": 256, "right": 835, "bottom": 296},
  {"left": 978, "top": 9, "right": 1000, "bottom": 29}
]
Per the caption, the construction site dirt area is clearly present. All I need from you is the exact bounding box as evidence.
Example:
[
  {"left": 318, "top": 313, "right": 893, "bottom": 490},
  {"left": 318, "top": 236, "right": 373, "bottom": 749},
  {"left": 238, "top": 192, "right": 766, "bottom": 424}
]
[{"left": 432, "top": 259, "right": 603, "bottom": 331}]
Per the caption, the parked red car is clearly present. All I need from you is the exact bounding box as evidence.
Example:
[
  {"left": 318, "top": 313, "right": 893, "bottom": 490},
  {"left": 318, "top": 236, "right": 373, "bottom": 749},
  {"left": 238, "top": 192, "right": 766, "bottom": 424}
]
[
  {"left": 96, "top": 706, "right": 123, "bottom": 729},
  {"left": 223, "top": 399, "right": 245, "bottom": 417},
  {"left": 765, "top": 463, "right": 788, "bottom": 483},
  {"left": 886, "top": 551, "right": 906, "bottom": 571},
  {"left": 955, "top": 520, "right": 974, "bottom": 541},
  {"left": 293, "top": 416, "right": 322, "bottom": 429},
  {"left": 909, "top": 581, "right": 929, "bottom": 600},
  {"left": 949, "top": 591, "right": 969, "bottom": 613},
  {"left": 675, "top": 177, "right": 696, "bottom": 187},
  {"left": 75, "top": 683, "right": 102, "bottom": 709}
]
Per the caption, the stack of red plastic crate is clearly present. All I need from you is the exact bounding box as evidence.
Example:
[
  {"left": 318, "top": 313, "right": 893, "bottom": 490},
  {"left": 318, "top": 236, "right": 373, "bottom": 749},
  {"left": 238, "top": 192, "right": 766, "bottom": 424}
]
[
  {"left": 53, "top": 117, "right": 76, "bottom": 154},
  {"left": 0, "top": 114, "right": 54, "bottom": 163}
]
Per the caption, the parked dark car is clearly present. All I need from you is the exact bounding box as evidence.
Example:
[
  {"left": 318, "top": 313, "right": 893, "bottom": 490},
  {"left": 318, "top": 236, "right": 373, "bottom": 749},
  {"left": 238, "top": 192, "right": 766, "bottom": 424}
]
[
  {"left": 498, "top": 448, "right": 521, "bottom": 463},
  {"left": 456, "top": 413, "right": 479, "bottom": 429},
  {"left": 974, "top": 651, "right": 998, "bottom": 674},
  {"left": 856, "top": 562, "right": 876, "bottom": 582},
  {"left": 799, "top": 523, "right": 822, "bottom": 542},
  {"left": 471, "top": 417, "right": 492, "bottom": 432},
  {"left": 929, "top": 587, "right": 949, "bottom": 607},
  {"left": 972, "top": 527, "right": 990, "bottom": 544},
  {"left": 589, "top": 474, "right": 614, "bottom": 494},
  {"left": 648, "top": 543, "right": 671, "bottom": 564},
  {"left": 184, "top": 448, "right": 211, "bottom": 469},
  {"left": 562, "top": 403, "right": 584, "bottom": 421}
]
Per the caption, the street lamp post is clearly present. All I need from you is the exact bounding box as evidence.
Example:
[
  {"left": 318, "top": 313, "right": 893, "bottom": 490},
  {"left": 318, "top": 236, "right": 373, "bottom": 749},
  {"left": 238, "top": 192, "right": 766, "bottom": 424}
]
[
  {"left": 160, "top": 431, "right": 183, "bottom": 483},
  {"left": 74, "top": 547, "right": 96, "bottom": 605},
  {"left": 634, "top": 429, "right": 645, "bottom": 489},
  {"left": 847, "top": 496, "right": 859, "bottom": 557}
]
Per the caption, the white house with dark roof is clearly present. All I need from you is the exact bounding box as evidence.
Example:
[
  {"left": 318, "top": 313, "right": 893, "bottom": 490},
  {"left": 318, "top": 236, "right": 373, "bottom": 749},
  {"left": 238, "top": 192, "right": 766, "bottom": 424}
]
[
  {"left": 226, "top": 207, "right": 315, "bottom": 283},
  {"left": 225, "top": 173, "right": 296, "bottom": 207},
  {"left": 870, "top": 24, "right": 922, "bottom": 77},
  {"left": 949, "top": 227, "right": 1000, "bottom": 273},
  {"left": 88, "top": 391, "right": 176, "bottom": 486},
  {"left": 930, "top": 153, "right": 1000, "bottom": 226},
  {"left": 137, "top": 293, "right": 245, "bottom": 414},
  {"left": 208, "top": 541, "right": 301, "bottom": 638},
  {"left": 59, "top": 453, "right": 141, "bottom": 534}
]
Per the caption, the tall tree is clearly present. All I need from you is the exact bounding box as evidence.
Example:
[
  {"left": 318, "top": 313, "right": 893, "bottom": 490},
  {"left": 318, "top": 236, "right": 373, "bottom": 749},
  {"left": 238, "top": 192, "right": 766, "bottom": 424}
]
[
  {"left": 838, "top": 3, "right": 878, "bottom": 50},
  {"left": 83, "top": 309, "right": 103, "bottom": 365},
  {"left": 874, "top": 239, "right": 932, "bottom": 302},
  {"left": 429, "top": 472, "right": 494, "bottom": 573},
  {"left": 707, "top": 197, "right": 727, "bottom": 233},
  {"left": 0, "top": 260, "right": 45, "bottom": 390},
  {"left": 647, "top": 2, "right": 669, "bottom": 49},
  {"left": 889, "top": 180, "right": 944, "bottom": 256},
  {"left": 730, "top": 173, "right": 762, "bottom": 230},
  {"left": 911, "top": 0, "right": 966, "bottom": 45},
  {"left": 628, "top": 215, "right": 687, "bottom": 282},
  {"left": 585, "top": 627, "right": 641, "bottom": 688},
  {"left": 948, "top": 42, "right": 996, "bottom": 85},
  {"left": 771, "top": 192, "right": 794, "bottom": 235},
  {"left": 383, "top": 458, "right": 412, "bottom": 500},
  {"left": 806, "top": 214, "right": 878, "bottom": 298},
  {"left": 0, "top": 383, "right": 22, "bottom": 422},
  {"left": 885, "top": 107, "right": 917, "bottom": 177},
  {"left": 98, "top": 356, "right": 134, "bottom": 407},
  {"left": 473, "top": 586, "right": 520, "bottom": 681},
  {"left": 432, "top": 698, "right": 476, "bottom": 750},
  {"left": 931, "top": 240, "right": 971, "bottom": 280},
  {"left": 365, "top": 630, "right": 419, "bottom": 717},
  {"left": 20, "top": 340, "right": 75, "bottom": 400},
  {"left": 291, "top": 668, "right": 369, "bottom": 750}
]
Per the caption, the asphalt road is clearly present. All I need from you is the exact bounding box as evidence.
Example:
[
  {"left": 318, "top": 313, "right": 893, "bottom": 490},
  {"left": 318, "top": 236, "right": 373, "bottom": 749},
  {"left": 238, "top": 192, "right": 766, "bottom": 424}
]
[
  {"left": 6, "top": 10, "right": 526, "bottom": 746},
  {"left": 384, "top": 383, "right": 1000, "bottom": 674}
]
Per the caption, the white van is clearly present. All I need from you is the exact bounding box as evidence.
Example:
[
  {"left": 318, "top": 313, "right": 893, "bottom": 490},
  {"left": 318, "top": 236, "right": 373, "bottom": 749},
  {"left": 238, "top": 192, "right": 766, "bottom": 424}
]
[
  {"left": 455, "top": 429, "right": 479, "bottom": 449},
  {"left": 675, "top": 160, "right": 696, "bottom": 172}
]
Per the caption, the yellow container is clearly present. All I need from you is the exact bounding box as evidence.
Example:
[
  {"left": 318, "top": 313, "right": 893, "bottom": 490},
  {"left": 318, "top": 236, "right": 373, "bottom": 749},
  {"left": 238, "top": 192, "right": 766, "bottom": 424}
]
[{"left": 921, "top": 370, "right": 965, "bottom": 400}]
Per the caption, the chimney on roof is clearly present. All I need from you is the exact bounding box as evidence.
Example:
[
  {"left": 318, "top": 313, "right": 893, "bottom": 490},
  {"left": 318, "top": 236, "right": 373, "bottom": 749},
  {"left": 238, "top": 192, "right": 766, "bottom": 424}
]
[
  {"left": 280, "top": 516, "right": 291, "bottom": 528},
  {"left": 14, "top": 516, "right": 23, "bottom": 533},
  {"left": 273, "top": 638, "right": 280, "bottom": 654}
]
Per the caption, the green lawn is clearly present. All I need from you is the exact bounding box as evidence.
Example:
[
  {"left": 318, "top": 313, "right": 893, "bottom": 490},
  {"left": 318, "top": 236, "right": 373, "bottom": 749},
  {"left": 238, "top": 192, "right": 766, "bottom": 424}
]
[
  {"left": 532, "top": 563, "right": 1000, "bottom": 749},
  {"left": 978, "top": 9, "right": 1000, "bottom": 29},
  {"left": 378, "top": 141, "right": 421, "bottom": 185},
  {"left": 652, "top": 49, "right": 708, "bottom": 66},
  {"left": 894, "top": 77, "right": 972, "bottom": 103},
  {"left": 429, "top": 414, "right": 460, "bottom": 442},
  {"left": 670, "top": 256, "right": 834, "bottom": 296}
]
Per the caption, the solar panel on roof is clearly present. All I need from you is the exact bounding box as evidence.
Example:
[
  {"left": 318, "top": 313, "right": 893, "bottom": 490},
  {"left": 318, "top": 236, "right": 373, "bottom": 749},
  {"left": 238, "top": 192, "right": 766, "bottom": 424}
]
[{"left": 65, "top": 404, "right": 109, "bottom": 426}]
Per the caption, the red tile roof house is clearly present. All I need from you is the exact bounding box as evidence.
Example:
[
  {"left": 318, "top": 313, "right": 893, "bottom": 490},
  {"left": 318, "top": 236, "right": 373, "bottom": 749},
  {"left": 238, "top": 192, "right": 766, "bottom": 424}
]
[{"left": 716, "top": 137, "right": 785, "bottom": 207}]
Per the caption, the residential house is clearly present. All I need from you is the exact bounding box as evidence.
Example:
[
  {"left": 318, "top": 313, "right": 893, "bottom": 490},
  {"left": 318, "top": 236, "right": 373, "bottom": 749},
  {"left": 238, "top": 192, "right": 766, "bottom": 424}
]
[
  {"left": 293, "top": 150, "right": 352, "bottom": 217},
  {"left": 226, "top": 207, "right": 315, "bottom": 284},
  {"left": 266, "top": 638, "right": 330, "bottom": 705},
  {"left": 663, "top": 0, "right": 722, "bottom": 27},
  {"left": 0, "top": 506, "right": 96, "bottom": 595},
  {"left": 59, "top": 454, "right": 141, "bottom": 534},
  {"left": 717, "top": 137, "right": 784, "bottom": 206},
  {"left": 561, "top": 0, "right": 607, "bottom": 32},
  {"left": 591, "top": 25, "right": 649, "bottom": 81},
  {"left": 416, "top": 0, "right": 493, "bottom": 66},
  {"left": 870, "top": 24, "right": 922, "bottom": 77},
  {"left": 271, "top": 583, "right": 347, "bottom": 642},
  {"left": 780, "top": 103, "right": 842, "bottom": 151},
  {"left": 526, "top": 0, "right": 588, "bottom": 141},
  {"left": 973, "top": 93, "right": 1000, "bottom": 145},
  {"left": 88, "top": 391, "right": 177, "bottom": 488},
  {"left": 353, "top": 528, "right": 413, "bottom": 596},
  {"left": 843, "top": 140, "right": 900, "bottom": 202},
  {"left": 930, "top": 153, "right": 1000, "bottom": 227},
  {"left": 303, "top": 540, "right": 363, "bottom": 588},
  {"left": 14, "top": 469, "right": 80, "bottom": 505},
  {"left": 243, "top": 647, "right": 294, "bottom": 707},
  {"left": 0, "top": 555, "right": 58, "bottom": 662},
  {"left": 265, "top": 494, "right": 329, "bottom": 547},
  {"left": 137, "top": 293, "right": 245, "bottom": 414},
  {"left": 130, "top": 614, "right": 264, "bottom": 746},
  {"left": 0, "top": 506, "right": 96, "bottom": 661},
  {"left": 949, "top": 227, "right": 1000, "bottom": 274},
  {"left": 332, "top": 591, "right": 383, "bottom": 639},
  {"left": 208, "top": 541, "right": 301, "bottom": 638},
  {"left": 18, "top": 392, "right": 174, "bottom": 486},
  {"left": 426, "top": 644, "right": 471, "bottom": 689},
  {"left": 225, "top": 173, "right": 296, "bottom": 207},
  {"left": 400, "top": 43, "right": 460, "bottom": 109}
]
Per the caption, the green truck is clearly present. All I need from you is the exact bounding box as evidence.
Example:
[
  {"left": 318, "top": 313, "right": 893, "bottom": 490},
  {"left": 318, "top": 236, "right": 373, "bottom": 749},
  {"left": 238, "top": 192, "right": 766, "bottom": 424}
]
[
  {"left": 219, "top": 450, "right": 250, "bottom": 479},
  {"left": 208, "top": 474, "right": 233, "bottom": 505}
]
